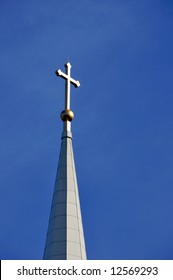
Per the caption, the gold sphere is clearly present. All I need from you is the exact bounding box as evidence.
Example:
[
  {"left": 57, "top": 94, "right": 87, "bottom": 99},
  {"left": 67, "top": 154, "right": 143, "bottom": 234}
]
[{"left": 60, "top": 109, "right": 74, "bottom": 122}]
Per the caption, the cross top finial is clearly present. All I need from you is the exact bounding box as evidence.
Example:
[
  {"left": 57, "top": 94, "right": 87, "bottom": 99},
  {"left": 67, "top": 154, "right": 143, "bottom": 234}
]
[
  {"left": 55, "top": 63, "right": 80, "bottom": 134},
  {"left": 55, "top": 62, "right": 80, "bottom": 111}
]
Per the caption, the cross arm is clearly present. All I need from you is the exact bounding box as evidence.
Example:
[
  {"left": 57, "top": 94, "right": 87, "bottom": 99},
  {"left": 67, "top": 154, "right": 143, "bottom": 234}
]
[{"left": 55, "top": 69, "right": 80, "bottom": 88}]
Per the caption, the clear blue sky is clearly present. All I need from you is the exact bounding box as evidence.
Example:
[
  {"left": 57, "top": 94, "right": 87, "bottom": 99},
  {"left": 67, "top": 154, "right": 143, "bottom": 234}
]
[{"left": 0, "top": 0, "right": 173, "bottom": 260}]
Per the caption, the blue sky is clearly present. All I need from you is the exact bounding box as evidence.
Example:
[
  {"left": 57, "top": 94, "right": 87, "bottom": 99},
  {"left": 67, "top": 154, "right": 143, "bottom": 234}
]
[{"left": 0, "top": 0, "right": 173, "bottom": 260}]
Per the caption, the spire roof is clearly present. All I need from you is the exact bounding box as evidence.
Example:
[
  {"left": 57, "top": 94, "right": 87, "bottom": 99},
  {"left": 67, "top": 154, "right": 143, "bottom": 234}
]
[{"left": 43, "top": 63, "right": 86, "bottom": 259}]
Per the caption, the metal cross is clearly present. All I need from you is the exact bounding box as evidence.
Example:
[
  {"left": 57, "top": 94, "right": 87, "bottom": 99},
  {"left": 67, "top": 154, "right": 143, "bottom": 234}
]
[{"left": 55, "top": 62, "right": 80, "bottom": 110}]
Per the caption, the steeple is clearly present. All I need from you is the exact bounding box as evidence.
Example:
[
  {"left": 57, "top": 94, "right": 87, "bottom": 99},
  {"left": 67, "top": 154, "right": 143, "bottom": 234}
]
[{"left": 43, "top": 63, "right": 87, "bottom": 260}]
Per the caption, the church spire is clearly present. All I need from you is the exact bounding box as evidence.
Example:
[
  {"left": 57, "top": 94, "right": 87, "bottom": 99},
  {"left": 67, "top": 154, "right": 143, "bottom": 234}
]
[{"left": 43, "top": 63, "right": 87, "bottom": 260}]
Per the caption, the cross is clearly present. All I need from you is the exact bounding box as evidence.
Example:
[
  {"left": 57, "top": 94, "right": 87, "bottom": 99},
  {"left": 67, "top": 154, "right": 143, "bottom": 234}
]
[{"left": 55, "top": 62, "right": 80, "bottom": 110}]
